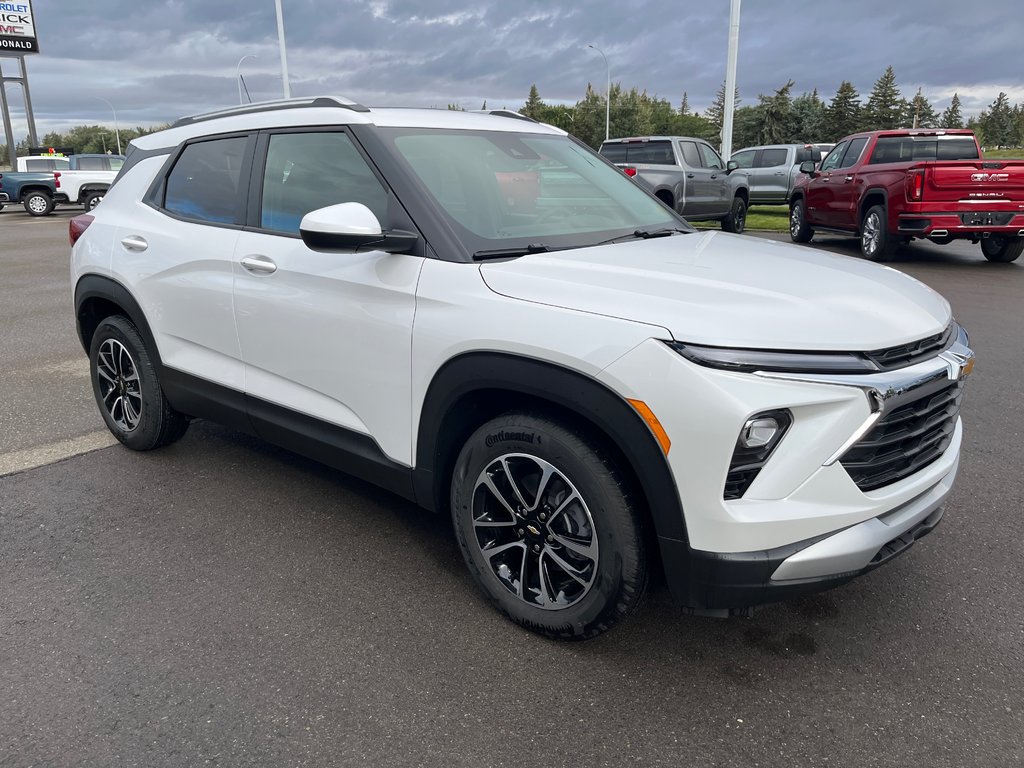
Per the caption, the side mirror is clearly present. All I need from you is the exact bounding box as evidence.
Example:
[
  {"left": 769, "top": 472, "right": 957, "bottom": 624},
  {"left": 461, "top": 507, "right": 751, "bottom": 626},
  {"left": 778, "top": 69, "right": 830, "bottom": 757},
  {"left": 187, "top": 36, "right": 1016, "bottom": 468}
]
[
  {"left": 799, "top": 160, "right": 818, "bottom": 177},
  {"left": 726, "top": 160, "right": 739, "bottom": 173},
  {"left": 299, "top": 202, "right": 418, "bottom": 254}
]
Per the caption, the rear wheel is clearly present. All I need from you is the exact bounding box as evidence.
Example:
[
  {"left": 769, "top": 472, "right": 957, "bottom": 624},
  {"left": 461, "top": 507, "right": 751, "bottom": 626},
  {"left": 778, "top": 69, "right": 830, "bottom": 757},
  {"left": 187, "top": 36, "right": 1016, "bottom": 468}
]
[
  {"left": 721, "top": 196, "right": 746, "bottom": 234},
  {"left": 83, "top": 191, "right": 103, "bottom": 212},
  {"left": 860, "top": 204, "right": 897, "bottom": 261},
  {"left": 980, "top": 235, "right": 1023, "bottom": 263},
  {"left": 789, "top": 199, "right": 813, "bottom": 243},
  {"left": 23, "top": 191, "right": 54, "bottom": 216},
  {"left": 450, "top": 412, "right": 648, "bottom": 639},
  {"left": 89, "top": 316, "right": 189, "bottom": 450}
]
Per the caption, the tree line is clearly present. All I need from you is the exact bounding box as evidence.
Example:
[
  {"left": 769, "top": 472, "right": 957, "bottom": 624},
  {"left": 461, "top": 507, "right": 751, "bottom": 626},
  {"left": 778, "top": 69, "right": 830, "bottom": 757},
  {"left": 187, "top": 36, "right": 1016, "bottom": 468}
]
[{"left": 515, "top": 65, "right": 1024, "bottom": 152}]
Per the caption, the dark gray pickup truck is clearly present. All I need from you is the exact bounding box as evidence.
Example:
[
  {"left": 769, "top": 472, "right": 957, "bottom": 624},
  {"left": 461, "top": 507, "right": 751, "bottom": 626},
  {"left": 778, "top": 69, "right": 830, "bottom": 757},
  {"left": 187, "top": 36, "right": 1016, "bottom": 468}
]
[{"left": 599, "top": 136, "right": 749, "bottom": 233}]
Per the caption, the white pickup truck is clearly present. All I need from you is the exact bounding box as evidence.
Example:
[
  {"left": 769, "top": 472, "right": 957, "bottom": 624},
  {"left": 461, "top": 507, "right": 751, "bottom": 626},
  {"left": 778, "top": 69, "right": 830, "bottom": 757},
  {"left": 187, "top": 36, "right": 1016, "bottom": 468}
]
[{"left": 53, "top": 154, "right": 124, "bottom": 211}]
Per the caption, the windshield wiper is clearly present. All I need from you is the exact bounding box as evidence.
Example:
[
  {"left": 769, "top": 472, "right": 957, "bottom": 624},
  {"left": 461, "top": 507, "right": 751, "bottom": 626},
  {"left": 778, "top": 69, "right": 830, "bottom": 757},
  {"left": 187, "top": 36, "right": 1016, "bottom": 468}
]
[
  {"left": 593, "top": 227, "right": 690, "bottom": 247},
  {"left": 472, "top": 243, "right": 554, "bottom": 261}
]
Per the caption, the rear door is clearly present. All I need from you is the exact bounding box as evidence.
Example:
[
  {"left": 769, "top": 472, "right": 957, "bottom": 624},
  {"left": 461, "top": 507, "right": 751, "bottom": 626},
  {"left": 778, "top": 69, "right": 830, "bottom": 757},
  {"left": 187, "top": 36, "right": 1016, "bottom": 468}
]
[
  {"left": 827, "top": 137, "right": 870, "bottom": 227},
  {"left": 676, "top": 139, "right": 709, "bottom": 215},
  {"left": 696, "top": 142, "right": 730, "bottom": 216},
  {"left": 750, "top": 147, "right": 791, "bottom": 204}
]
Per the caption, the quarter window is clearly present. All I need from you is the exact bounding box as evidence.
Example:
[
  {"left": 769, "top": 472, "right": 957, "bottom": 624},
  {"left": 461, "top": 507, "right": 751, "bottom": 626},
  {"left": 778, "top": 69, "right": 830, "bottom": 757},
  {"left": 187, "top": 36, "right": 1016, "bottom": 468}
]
[
  {"left": 260, "top": 132, "right": 389, "bottom": 234},
  {"left": 164, "top": 136, "right": 249, "bottom": 225}
]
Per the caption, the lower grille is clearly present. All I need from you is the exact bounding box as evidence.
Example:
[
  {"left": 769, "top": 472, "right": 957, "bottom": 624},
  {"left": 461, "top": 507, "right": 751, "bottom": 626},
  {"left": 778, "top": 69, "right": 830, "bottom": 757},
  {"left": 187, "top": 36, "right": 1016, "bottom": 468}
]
[{"left": 840, "top": 380, "right": 964, "bottom": 491}]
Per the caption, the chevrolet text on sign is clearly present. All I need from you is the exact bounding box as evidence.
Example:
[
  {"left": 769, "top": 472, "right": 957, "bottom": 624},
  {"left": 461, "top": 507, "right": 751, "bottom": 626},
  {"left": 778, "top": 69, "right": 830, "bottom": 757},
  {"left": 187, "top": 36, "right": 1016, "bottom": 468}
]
[{"left": 0, "top": 1, "right": 38, "bottom": 54}]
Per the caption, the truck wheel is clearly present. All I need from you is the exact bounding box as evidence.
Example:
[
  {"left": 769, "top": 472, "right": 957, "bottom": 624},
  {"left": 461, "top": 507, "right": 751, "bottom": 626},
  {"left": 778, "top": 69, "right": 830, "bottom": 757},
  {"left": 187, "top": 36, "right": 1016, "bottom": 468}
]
[
  {"left": 450, "top": 412, "right": 648, "bottom": 640},
  {"left": 860, "top": 205, "right": 897, "bottom": 261},
  {"left": 789, "top": 199, "right": 813, "bottom": 243},
  {"left": 83, "top": 192, "right": 104, "bottom": 212},
  {"left": 980, "top": 235, "right": 1023, "bottom": 263},
  {"left": 23, "top": 192, "right": 55, "bottom": 217},
  {"left": 89, "top": 316, "right": 190, "bottom": 451},
  {"left": 721, "top": 196, "right": 746, "bottom": 234}
]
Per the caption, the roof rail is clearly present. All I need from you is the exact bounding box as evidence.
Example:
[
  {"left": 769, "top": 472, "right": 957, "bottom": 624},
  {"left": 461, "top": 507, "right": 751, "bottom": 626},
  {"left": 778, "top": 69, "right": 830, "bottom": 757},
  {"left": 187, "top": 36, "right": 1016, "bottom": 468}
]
[
  {"left": 171, "top": 96, "right": 371, "bottom": 128},
  {"left": 469, "top": 109, "right": 538, "bottom": 124}
]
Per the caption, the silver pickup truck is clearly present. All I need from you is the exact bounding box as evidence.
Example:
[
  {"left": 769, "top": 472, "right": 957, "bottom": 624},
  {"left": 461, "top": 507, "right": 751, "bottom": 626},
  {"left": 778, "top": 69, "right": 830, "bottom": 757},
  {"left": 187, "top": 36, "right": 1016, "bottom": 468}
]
[
  {"left": 729, "top": 143, "right": 820, "bottom": 205},
  {"left": 599, "top": 136, "right": 749, "bottom": 233}
]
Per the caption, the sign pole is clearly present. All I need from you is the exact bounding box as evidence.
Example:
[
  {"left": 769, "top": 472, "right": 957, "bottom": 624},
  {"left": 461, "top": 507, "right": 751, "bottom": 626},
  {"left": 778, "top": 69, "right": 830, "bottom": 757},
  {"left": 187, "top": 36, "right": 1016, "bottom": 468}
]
[
  {"left": 0, "top": 74, "right": 16, "bottom": 168},
  {"left": 18, "top": 55, "right": 37, "bottom": 146}
]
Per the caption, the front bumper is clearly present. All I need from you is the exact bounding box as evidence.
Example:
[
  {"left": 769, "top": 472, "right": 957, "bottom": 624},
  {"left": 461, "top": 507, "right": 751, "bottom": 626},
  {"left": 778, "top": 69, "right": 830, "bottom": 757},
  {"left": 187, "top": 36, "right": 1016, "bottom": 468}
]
[
  {"left": 664, "top": 457, "right": 954, "bottom": 610},
  {"left": 0, "top": 192, "right": 9, "bottom": 203}
]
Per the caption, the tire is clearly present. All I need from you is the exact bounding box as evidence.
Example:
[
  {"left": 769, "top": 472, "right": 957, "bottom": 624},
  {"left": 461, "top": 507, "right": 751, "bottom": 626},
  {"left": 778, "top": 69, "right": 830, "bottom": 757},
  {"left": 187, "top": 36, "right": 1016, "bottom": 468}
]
[
  {"left": 89, "top": 316, "right": 189, "bottom": 451},
  {"left": 789, "top": 199, "right": 814, "bottom": 243},
  {"left": 860, "top": 204, "right": 897, "bottom": 261},
  {"left": 721, "top": 196, "right": 746, "bottom": 234},
  {"left": 450, "top": 412, "right": 648, "bottom": 640},
  {"left": 980, "top": 235, "right": 1023, "bottom": 263},
  {"left": 23, "top": 191, "right": 55, "bottom": 217},
  {"left": 83, "top": 191, "right": 103, "bottom": 212}
]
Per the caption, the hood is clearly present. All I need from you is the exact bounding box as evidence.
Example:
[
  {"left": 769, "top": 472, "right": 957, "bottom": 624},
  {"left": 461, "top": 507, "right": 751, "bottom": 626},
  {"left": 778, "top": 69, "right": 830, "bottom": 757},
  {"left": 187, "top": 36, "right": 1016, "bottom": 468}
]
[{"left": 479, "top": 231, "right": 951, "bottom": 350}]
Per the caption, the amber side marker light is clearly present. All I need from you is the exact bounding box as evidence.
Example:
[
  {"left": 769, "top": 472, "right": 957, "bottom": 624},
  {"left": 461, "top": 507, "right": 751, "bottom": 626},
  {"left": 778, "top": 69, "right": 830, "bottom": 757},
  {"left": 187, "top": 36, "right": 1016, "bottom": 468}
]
[{"left": 627, "top": 399, "right": 671, "bottom": 455}]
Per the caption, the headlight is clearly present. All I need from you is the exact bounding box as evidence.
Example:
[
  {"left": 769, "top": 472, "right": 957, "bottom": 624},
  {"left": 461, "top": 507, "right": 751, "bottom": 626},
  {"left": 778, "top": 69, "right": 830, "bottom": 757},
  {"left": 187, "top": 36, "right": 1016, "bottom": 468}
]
[{"left": 668, "top": 342, "right": 879, "bottom": 374}]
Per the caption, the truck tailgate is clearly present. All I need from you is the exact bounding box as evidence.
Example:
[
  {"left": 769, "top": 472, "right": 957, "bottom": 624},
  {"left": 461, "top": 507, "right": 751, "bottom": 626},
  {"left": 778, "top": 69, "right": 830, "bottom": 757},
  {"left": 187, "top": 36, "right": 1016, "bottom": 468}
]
[{"left": 922, "top": 160, "right": 1024, "bottom": 203}]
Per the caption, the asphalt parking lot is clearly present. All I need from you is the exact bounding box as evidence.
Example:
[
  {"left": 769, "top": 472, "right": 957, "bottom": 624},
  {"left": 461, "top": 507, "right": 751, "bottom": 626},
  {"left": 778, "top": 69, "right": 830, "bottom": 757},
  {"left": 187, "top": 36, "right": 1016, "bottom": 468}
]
[{"left": 1, "top": 209, "right": 1022, "bottom": 767}]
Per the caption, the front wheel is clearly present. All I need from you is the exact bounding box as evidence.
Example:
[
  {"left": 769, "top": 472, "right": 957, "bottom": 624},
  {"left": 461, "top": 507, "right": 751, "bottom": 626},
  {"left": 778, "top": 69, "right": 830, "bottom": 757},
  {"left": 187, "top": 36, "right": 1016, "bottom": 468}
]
[
  {"left": 23, "top": 191, "right": 55, "bottom": 216},
  {"left": 789, "top": 199, "right": 813, "bottom": 243},
  {"left": 89, "top": 316, "right": 190, "bottom": 450},
  {"left": 860, "top": 204, "right": 897, "bottom": 261},
  {"left": 980, "top": 235, "right": 1023, "bottom": 263},
  {"left": 721, "top": 196, "right": 747, "bottom": 234},
  {"left": 450, "top": 413, "right": 648, "bottom": 640}
]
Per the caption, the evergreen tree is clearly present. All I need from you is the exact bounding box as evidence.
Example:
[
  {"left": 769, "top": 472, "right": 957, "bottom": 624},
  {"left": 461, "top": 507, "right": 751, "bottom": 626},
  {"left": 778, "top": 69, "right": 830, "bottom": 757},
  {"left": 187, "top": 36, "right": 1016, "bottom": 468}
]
[
  {"left": 679, "top": 92, "right": 690, "bottom": 116},
  {"left": 520, "top": 84, "right": 544, "bottom": 119},
  {"left": 823, "top": 81, "right": 861, "bottom": 141},
  {"left": 940, "top": 93, "right": 964, "bottom": 128},
  {"left": 756, "top": 80, "right": 795, "bottom": 144},
  {"left": 979, "top": 92, "right": 1015, "bottom": 147},
  {"left": 704, "top": 81, "right": 740, "bottom": 145},
  {"left": 907, "top": 89, "right": 939, "bottom": 128},
  {"left": 731, "top": 105, "right": 761, "bottom": 149},
  {"left": 481, "top": 100, "right": 487, "bottom": 110},
  {"left": 790, "top": 89, "right": 826, "bottom": 141},
  {"left": 862, "top": 66, "right": 904, "bottom": 130}
]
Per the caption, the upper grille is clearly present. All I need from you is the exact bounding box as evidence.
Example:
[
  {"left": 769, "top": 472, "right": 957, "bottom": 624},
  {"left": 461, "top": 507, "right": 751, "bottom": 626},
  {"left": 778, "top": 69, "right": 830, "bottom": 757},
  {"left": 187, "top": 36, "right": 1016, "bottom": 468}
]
[
  {"left": 840, "top": 380, "right": 964, "bottom": 491},
  {"left": 864, "top": 324, "right": 955, "bottom": 371}
]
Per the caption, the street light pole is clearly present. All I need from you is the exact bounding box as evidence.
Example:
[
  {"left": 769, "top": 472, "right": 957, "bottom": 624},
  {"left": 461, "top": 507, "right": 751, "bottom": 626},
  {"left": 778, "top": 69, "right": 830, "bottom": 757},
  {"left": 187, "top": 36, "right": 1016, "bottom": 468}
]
[
  {"left": 236, "top": 54, "right": 258, "bottom": 104},
  {"left": 97, "top": 97, "right": 121, "bottom": 155},
  {"left": 721, "top": 0, "right": 741, "bottom": 159},
  {"left": 274, "top": 0, "right": 291, "bottom": 98},
  {"left": 587, "top": 44, "right": 610, "bottom": 142}
]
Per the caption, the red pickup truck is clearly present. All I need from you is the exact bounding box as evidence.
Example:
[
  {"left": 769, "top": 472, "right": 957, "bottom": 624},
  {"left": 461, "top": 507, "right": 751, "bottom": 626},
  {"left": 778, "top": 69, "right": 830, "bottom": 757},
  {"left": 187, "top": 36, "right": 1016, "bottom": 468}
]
[{"left": 789, "top": 129, "right": 1024, "bottom": 262}]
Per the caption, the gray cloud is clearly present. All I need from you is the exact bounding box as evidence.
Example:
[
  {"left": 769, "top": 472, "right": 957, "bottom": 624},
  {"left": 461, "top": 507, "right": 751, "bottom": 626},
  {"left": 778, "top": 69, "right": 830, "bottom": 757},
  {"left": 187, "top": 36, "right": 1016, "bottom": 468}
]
[{"left": 3, "top": 0, "right": 1021, "bottom": 139}]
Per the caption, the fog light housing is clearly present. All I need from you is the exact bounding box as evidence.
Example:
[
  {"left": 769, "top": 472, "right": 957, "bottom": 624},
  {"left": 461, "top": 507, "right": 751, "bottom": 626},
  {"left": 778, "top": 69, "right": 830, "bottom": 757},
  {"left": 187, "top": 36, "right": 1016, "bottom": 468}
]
[{"left": 724, "top": 409, "right": 792, "bottom": 500}]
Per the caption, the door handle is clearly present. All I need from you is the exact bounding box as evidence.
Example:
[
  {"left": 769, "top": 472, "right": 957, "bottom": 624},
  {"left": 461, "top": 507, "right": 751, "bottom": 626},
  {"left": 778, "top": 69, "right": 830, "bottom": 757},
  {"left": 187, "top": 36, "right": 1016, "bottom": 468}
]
[
  {"left": 240, "top": 255, "right": 278, "bottom": 275},
  {"left": 710, "top": 174, "right": 718, "bottom": 179},
  {"left": 120, "top": 235, "right": 148, "bottom": 252},
  {"left": 774, "top": 171, "right": 785, "bottom": 176},
  {"left": 844, "top": 175, "right": 854, "bottom": 183},
  {"left": 686, "top": 172, "right": 695, "bottom": 178}
]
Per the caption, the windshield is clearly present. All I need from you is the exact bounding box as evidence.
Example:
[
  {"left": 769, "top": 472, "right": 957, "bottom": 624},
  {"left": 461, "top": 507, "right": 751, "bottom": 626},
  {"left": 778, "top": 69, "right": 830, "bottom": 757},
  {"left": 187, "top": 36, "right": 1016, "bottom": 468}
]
[{"left": 379, "top": 128, "right": 687, "bottom": 255}]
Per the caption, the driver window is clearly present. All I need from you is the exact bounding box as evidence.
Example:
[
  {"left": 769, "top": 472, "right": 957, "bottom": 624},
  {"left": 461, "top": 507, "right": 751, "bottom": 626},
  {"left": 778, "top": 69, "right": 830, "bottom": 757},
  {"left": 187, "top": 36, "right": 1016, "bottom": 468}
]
[
  {"left": 820, "top": 142, "right": 848, "bottom": 172},
  {"left": 697, "top": 143, "right": 724, "bottom": 170},
  {"left": 730, "top": 150, "right": 755, "bottom": 169}
]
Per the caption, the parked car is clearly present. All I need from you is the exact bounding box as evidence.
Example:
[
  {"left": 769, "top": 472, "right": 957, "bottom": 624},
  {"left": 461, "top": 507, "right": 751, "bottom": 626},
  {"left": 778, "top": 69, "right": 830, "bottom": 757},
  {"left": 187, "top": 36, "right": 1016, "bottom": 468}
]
[
  {"left": 599, "top": 136, "right": 749, "bottom": 232},
  {"left": 71, "top": 97, "right": 973, "bottom": 638},
  {"left": 790, "top": 129, "right": 1024, "bottom": 261},
  {"left": 0, "top": 171, "right": 59, "bottom": 215},
  {"left": 16, "top": 154, "right": 71, "bottom": 172},
  {"left": 54, "top": 155, "right": 125, "bottom": 211},
  {"left": 730, "top": 143, "right": 820, "bottom": 204},
  {"left": 812, "top": 143, "right": 835, "bottom": 161}
]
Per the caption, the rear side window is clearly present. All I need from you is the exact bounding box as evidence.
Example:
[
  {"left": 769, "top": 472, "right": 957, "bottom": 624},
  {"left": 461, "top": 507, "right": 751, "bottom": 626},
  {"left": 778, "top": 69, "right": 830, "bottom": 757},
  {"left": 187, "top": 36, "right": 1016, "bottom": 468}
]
[
  {"left": 679, "top": 141, "right": 701, "bottom": 167},
  {"left": 260, "top": 131, "right": 389, "bottom": 234},
  {"left": 25, "top": 158, "right": 64, "bottom": 170},
  {"left": 164, "top": 136, "right": 249, "bottom": 225},
  {"left": 757, "top": 148, "right": 789, "bottom": 167}
]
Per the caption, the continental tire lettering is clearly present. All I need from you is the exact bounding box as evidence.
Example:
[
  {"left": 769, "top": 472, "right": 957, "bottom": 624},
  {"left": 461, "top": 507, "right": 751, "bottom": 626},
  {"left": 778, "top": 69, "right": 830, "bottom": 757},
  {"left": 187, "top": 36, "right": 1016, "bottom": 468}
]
[{"left": 484, "top": 430, "right": 536, "bottom": 448}]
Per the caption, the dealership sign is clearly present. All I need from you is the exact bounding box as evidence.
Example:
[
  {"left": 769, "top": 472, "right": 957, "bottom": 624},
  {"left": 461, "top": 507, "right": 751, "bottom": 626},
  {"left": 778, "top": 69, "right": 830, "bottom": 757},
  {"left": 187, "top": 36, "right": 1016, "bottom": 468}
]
[{"left": 0, "top": 1, "right": 38, "bottom": 54}]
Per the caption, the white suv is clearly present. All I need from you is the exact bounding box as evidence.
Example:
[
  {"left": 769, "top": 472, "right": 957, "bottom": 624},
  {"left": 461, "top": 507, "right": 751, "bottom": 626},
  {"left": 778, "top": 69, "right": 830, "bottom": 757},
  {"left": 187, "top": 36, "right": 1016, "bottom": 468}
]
[{"left": 70, "top": 97, "right": 974, "bottom": 639}]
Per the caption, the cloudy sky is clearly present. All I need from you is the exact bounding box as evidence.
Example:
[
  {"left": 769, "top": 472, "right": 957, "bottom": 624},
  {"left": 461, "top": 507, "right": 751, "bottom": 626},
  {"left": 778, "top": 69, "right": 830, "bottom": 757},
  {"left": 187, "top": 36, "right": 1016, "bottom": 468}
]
[{"left": 2, "top": 0, "right": 1022, "bottom": 140}]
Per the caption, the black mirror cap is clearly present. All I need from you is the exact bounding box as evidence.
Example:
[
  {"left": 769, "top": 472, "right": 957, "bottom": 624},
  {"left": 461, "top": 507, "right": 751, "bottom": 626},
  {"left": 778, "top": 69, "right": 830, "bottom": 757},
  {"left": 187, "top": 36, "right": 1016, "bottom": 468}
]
[
  {"left": 799, "top": 160, "right": 818, "bottom": 175},
  {"left": 300, "top": 227, "right": 419, "bottom": 254}
]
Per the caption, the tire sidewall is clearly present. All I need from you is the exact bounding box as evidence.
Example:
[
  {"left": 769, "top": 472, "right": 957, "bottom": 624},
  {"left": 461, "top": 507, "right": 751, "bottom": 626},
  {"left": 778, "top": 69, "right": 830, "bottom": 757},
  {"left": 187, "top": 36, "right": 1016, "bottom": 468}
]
[
  {"left": 89, "top": 317, "right": 167, "bottom": 450},
  {"left": 24, "top": 192, "right": 53, "bottom": 216},
  {"left": 450, "top": 414, "right": 642, "bottom": 638},
  {"left": 861, "top": 204, "right": 891, "bottom": 261}
]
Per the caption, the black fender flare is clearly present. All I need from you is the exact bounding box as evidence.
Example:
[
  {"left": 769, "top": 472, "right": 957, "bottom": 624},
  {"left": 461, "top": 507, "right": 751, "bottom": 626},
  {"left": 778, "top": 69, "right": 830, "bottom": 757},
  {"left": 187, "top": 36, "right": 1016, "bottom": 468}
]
[
  {"left": 413, "top": 351, "right": 688, "bottom": 544},
  {"left": 858, "top": 187, "right": 890, "bottom": 226},
  {"left": 74, "top": 274, "right": 161, "bottom": 369}
]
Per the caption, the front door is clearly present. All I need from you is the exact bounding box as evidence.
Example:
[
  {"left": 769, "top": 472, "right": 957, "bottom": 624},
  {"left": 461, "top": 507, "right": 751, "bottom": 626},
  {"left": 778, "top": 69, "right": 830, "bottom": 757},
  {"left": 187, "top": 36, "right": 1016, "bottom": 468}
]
[
  {"left": 804, "top": 140, "right": 848, "bottom": 227},
  {"left": 231, "top": 129, "right": 423, "bottom": 465}
]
